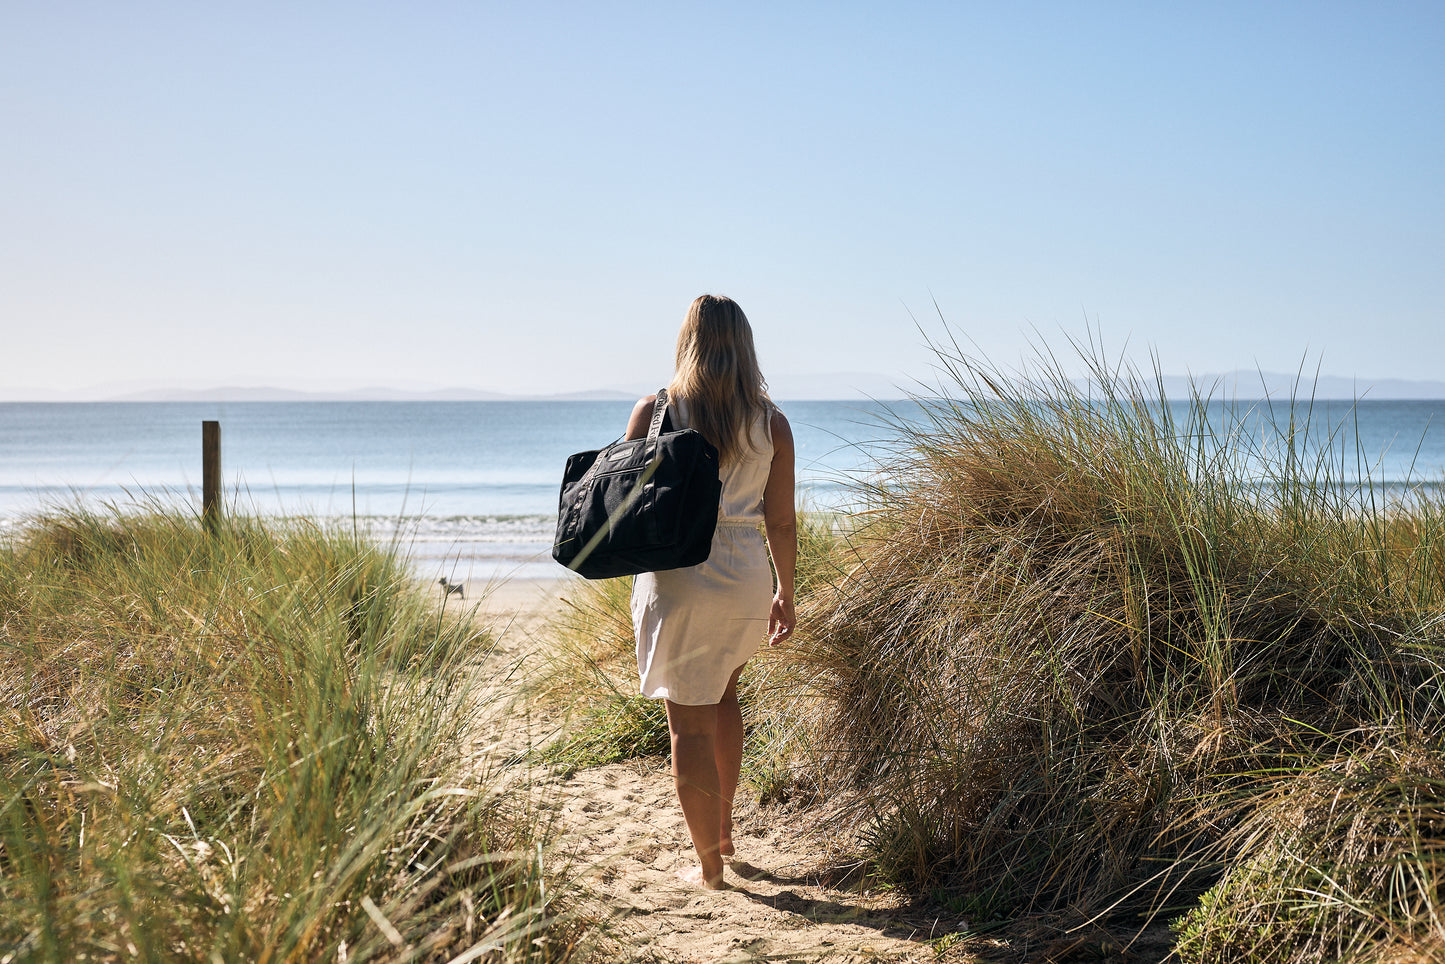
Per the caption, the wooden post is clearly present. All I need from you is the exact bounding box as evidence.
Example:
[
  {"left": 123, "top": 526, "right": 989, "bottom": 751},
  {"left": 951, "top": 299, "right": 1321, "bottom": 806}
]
[{"left": 202, "top": 420, "right": 221, "bottom": 533}]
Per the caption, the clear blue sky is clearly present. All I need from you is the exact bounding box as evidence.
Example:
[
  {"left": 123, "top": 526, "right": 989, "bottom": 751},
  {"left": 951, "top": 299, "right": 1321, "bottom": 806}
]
[{"left": 3, "top": 2, "right": 1442, "bottom": 397}]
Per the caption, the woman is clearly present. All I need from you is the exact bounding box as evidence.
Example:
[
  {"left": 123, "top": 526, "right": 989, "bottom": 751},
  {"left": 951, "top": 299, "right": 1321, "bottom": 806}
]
[{"left": 625, "top": 294, "right": 797, "bottom": 890}]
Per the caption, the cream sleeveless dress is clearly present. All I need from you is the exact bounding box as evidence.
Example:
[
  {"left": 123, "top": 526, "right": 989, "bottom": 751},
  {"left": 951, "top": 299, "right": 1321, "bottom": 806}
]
[{"left": 632, "top": 400, "right": 776, "bottom": 706}]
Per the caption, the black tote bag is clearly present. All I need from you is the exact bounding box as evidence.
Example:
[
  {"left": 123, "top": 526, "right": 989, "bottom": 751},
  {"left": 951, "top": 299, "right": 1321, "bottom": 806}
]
[{"left": 552, "top": 389, "right": 721, "bottom": 579}]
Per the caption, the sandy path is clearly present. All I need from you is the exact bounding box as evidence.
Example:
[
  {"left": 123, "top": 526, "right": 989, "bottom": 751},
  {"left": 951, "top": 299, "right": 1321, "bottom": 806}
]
[
  {"left": 449, "top": 577, "right": 968, "bottom": 964},
  {"left": 545, "top": 762, "right": 963, "bottom": 963}
]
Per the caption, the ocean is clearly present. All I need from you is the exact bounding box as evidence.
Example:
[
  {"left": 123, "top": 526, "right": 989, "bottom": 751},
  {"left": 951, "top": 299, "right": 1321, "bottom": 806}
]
[
  {"left": 3, "top": 398, "right": 1443, "bottom": 584},
  {"left": 0, "top": 400, "right": 896, "bottom": 582}
]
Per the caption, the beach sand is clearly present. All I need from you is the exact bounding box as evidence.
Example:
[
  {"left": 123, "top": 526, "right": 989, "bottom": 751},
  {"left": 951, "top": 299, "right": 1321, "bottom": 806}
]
[
  {"left": 453, "top": 577, "right": 966, "bottom": 963},
  {"left": 478, "top": 576, "right": 580, "bottom": 619}
]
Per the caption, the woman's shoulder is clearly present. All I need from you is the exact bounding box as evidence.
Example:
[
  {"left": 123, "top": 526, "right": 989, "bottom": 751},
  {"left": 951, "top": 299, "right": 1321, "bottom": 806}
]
[
  {"left": 764, "top": 404, "right": 792, "bottom": 449},
  {"left": 625, "top": 394, "right": 659, "bottom": 441}
]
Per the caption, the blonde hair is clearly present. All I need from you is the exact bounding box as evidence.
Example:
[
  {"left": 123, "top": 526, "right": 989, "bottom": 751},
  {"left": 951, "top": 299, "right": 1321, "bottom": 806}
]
[{"left": 667, "top": 294, "right": 770, "bottom": 466}]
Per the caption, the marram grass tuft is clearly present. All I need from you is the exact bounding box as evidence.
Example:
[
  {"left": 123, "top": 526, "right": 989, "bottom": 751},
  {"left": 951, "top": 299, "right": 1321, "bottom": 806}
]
[
  {"left": 0, "top": 508, "right": 584, "bottom": 963},
  {"left": 532, "top": 335, "right": 1445, "bottom": 960},
  {"left": 788, "top": 333, "right": 1445, "bottom": 956}
]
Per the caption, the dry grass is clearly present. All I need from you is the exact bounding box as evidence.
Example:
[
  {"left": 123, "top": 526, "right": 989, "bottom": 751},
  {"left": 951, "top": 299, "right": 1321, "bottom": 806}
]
[
  {"left": 534, "top": 332, "right": 1445, "bottom": 961},
  {"left": 784, "top": 334, "right": 1445, "bottom": 958},
  {"left": 0, "top": 508, "right": 584, "bottom": 963},
  {"left": 1174, "top": 735, "right": 1445, "bottom": 962}
]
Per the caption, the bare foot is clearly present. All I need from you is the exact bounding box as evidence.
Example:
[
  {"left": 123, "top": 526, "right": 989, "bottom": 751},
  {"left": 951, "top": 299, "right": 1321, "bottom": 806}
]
[
  {"left": 719, "top": 819, "right": 735, "bottom": 857},
  {"left": 676, "top": 866, "right": 730, "bottom": 890}
]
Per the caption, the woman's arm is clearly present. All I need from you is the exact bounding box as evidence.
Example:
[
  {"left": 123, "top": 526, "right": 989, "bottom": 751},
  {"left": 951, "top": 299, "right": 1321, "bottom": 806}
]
[
  {"left": 763, "top": 409, "right": 797, "bottom": 645},
  {"left": 625, "top": 395, "right": 657, "bottom": 441}
]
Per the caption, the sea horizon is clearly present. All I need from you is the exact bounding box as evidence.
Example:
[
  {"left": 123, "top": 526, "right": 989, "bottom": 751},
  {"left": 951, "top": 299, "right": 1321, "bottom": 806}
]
[
  {"left": 6, "top": 397, "right": 1445, "bottom": 584},
  {"left": 7, "top": 368, "right": 1445, "bottom": 404},
  {"left": 0, "top": 399, "right": 901, "bottom": 582}
]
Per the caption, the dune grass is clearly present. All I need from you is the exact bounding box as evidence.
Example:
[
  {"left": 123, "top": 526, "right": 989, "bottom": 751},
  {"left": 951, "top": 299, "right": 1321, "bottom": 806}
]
[
  {"left": 534, "top": 332, "right": 1445, "bottom": 960},
  {"left": 788, "top": 335, "right": 1445, "bottom": 958},
  {"left": 0, "top": 508, "right": 581, "bottom": 963}
]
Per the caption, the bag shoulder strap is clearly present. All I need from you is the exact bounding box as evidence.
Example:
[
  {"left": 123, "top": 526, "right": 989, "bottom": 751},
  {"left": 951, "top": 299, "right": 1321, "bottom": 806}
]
[{"left": 647, "top": 388, "right": 671, "bottom": 442}]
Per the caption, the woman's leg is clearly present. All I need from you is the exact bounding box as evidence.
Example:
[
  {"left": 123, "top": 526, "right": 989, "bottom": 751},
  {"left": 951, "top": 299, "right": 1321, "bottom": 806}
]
[
  {"left": 665, "top": 698, "right": 727, "bottom": 888},
  {"left": 714, "top": 665, "right": 745, "bottom": 856}
]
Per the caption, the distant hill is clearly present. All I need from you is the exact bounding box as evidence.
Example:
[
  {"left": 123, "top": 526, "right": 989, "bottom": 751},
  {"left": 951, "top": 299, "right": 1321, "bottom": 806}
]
[
  {"left": 97, "top": 374, "right": 915, "bottom": 402},
  {"left": 102, "top": 387, "right": 636, "bottom": 402},
  {"left": 1157, "top": 372, "right": 1445, "bottom": 401},
  {"left": 105, "top": 386, "right": 513, "bottom": 402},
  {"left": 3, "top": 371, "right": 1441, "bottom": 402}
]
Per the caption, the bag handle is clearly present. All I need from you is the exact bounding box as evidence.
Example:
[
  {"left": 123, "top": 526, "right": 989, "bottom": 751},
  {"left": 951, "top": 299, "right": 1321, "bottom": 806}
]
[{"left": 646, "top": 388, "right": 672, "bottom": 443}]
